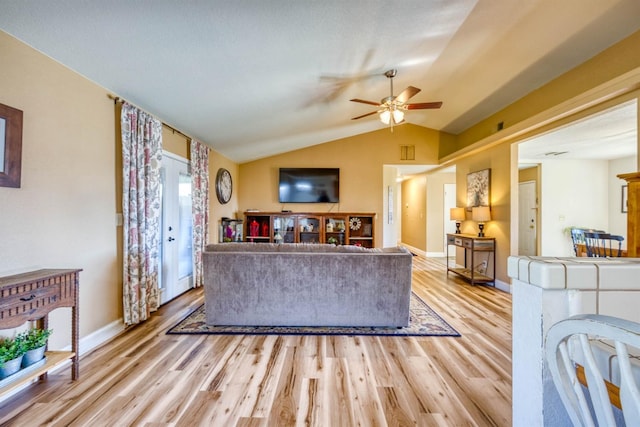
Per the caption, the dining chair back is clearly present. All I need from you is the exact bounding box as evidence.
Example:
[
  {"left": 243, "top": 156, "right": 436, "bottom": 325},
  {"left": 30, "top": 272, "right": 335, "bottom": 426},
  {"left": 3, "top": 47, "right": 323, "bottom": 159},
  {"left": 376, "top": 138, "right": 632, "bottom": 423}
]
[
  {"left": 583, "top": 232, "right": 624, "bottom": 257},
  {"left": 545, "top": 314, "right": 640, "bottom": 427},
  {"left": 570, "top": 228, "right": 605, "bottom": 257}
]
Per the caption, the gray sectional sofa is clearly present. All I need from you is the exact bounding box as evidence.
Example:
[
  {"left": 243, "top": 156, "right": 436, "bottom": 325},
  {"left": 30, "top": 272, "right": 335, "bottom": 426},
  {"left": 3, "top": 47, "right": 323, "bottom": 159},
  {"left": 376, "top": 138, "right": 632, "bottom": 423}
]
[{"left": 203, "top": 242, "right": 413, "bottom": 327}]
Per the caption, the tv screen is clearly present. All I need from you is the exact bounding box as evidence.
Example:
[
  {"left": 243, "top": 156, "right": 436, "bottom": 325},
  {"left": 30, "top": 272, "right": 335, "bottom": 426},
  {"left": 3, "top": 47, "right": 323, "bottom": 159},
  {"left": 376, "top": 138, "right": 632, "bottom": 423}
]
[{"left": 279, "top": 168, "right": 339, "bottom": 203}]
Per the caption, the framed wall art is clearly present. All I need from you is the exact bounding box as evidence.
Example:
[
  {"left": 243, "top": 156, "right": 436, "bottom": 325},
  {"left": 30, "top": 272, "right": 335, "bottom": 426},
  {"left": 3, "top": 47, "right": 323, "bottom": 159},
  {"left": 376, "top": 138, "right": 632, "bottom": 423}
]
[
  {"left": 466, "top": 168, "right": 490, "bottom": 211},
  {"left": 0, "top": 102, "right": 23, "bottom": 188}
]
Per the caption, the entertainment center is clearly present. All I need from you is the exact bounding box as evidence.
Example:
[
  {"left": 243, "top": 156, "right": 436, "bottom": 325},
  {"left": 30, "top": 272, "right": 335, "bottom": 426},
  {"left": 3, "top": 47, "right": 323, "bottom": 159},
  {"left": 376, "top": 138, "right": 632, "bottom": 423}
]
[{"left": 243, "top": 212, "right": 376, "bottom": 247}]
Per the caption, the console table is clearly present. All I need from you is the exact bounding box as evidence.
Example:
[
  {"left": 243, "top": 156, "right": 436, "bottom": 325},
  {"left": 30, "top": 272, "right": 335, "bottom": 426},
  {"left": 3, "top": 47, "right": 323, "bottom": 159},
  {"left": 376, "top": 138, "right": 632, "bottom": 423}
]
[
  {"left": 0, "top": 269, "right": 81, "bottom": 397},
  {"left": 446, "top": 234, "right": 495, "bottom": 285}
]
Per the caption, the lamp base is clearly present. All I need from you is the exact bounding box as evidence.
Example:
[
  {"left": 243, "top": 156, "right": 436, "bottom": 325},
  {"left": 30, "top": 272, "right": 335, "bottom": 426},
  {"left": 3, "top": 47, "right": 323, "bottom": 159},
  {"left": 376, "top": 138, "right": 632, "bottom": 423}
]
[{"left": 477, "top": 223, "right": 485, "bottom": 237}]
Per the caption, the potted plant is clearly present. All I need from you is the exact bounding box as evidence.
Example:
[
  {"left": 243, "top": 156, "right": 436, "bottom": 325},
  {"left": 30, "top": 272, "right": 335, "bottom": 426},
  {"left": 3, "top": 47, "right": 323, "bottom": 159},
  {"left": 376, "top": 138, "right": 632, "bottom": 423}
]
[
  {"left": 0, "top": 336, "right": 27, "bottom": 379},
  {"left": 18, "top": 328, "right": 52, "bottom": 368}
]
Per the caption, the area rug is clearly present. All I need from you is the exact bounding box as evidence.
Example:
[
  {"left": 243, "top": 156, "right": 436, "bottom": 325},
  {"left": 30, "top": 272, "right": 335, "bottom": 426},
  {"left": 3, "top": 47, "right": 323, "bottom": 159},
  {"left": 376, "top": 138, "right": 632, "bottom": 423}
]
[{"left": 167, "top": 292, "right": 460, "bottom": 337}]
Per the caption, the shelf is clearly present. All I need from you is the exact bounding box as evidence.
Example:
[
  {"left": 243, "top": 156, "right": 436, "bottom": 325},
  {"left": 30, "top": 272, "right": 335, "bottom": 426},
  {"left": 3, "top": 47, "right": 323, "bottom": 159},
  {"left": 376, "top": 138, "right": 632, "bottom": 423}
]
[
  {"left": 446, "top": 234, "right": 495, "bottom": 286},
  {"left": 0, "top": 351, "right": 75, "bottom": 398},
  {"left": 448, "top": 268, "right": 494, "bottom": 283},
  {"left": 243, "top": 212, "right": 376, "bottom": 247}
]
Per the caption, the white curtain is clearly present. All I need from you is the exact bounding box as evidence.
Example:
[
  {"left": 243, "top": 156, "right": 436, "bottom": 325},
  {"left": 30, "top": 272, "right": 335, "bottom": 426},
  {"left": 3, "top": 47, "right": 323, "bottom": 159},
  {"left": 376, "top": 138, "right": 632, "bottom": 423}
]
[
  {"left": 190, "top": 139, "right": 210, "bottom": 288},
  {"left": 121, "top": 102, "right": 163, "bottom": 325}
]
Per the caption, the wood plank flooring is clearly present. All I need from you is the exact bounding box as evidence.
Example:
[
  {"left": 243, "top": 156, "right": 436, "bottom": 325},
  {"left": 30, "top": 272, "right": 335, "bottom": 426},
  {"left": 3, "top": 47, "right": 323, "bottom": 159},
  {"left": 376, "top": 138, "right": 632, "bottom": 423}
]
[{"left": 0, "top": 255, "right": 512, "bottom": 426}]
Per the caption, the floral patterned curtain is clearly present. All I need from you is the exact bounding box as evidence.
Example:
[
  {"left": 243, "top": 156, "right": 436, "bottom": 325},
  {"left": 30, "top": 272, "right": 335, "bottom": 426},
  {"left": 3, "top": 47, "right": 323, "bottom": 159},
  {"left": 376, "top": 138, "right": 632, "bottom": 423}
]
[
  {"left": 121, "top": 103, "right": 163, "bottom": 326},
  {"left": 190, "top": 139, "right": 210, "bottom": 288}
]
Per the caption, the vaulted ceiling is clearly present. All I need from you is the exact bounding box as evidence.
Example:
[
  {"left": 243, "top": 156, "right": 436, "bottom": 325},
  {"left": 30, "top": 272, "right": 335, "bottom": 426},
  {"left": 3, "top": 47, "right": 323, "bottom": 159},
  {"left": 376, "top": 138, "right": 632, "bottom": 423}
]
[{"left": 1, "top": 0, "right": 639, "bottom": 163}]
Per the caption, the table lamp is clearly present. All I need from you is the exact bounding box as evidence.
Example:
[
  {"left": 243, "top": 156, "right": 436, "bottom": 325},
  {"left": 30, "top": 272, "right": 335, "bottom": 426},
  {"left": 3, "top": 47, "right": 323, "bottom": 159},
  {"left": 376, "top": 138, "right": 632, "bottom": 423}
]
[
  {"left": 472, "top": 206, "right": 491, "bottom": 237},
  {"left": 450, "top": 207, "right": 466, "bottom": 234}
]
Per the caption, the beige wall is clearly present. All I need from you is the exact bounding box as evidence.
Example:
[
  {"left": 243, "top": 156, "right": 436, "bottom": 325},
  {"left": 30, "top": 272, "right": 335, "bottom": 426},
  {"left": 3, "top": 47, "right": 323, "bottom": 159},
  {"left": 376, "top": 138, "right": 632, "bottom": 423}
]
[
  {"left": 0, "top": 31, "right": 119, "bottom": 348},
  {"left": 238, "top": 124, "right": 444, "bottom": 247},
  {"left": 0, "top": 31, "right": 239, "bottom": 350},
  {"left": 448, "top": 30, "right": 640, "bottom": 156}
]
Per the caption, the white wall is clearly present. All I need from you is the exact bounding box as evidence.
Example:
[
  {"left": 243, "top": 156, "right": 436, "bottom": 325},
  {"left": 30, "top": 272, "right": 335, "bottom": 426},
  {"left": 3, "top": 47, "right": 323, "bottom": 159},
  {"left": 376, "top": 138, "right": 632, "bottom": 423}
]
[
  {"left": 540, "top": 155, "right": 636, "bottom": 255},
  {"left": 540, "top": 159, "right": 609, "bottom": 256}
]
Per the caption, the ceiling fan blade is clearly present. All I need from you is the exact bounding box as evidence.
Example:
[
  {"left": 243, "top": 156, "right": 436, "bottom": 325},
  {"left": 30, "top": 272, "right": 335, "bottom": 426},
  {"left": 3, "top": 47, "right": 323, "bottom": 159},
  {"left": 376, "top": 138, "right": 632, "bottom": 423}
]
[
  {"left": 351, "top": 110, "right": 379, "bottom": 120},
  {"left": 405, "top": 101, "right": 443, "bottom": 110},
  {"left": 395, "top": 86, "right": 421, "bottom": 103},
  {"left": 350, "top": 98, "right": 382, "bottom": 106}
]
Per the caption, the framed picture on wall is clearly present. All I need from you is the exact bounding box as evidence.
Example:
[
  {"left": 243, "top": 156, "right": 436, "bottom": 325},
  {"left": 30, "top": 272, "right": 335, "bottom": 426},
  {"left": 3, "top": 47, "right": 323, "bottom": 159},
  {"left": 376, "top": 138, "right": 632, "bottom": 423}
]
[
  {"left": 0, "top": 102, "right": 23, "bottom": 188},
  {"left": 466, "top": 168, "right": 491, "bottom": 211},
  {"left": 622, "top": 185, "right": 628, "bottom": 213}
]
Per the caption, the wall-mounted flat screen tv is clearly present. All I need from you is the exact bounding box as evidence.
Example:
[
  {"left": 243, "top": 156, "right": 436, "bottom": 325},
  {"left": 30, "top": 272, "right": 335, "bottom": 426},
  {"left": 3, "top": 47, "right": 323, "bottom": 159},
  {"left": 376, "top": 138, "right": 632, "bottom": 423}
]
[{"left": 278, "top": 168, "right": 339, "bottom": 203}]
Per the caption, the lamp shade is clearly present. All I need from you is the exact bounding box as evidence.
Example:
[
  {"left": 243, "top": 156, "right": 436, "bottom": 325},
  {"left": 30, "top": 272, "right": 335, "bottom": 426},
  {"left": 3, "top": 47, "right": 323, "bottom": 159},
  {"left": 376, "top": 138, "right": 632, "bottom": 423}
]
[
  {"left": 450, "top": 207, "right": 466, "bottom": 222},
  {"left": 472, "top": 206, "right": 491, "bottom": 222}
]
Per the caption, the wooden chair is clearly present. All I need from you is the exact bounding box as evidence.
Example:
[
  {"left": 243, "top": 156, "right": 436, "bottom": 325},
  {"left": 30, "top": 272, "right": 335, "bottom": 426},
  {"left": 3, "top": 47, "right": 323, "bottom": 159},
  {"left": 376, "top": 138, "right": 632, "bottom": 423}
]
[
  {"left": 583, "top": 232, "right": 625, "bottom": 257},
  {"left": 570, "top": 228, "right": 605, "bottom": 256},
  {"left": 545, "top": 314, "right": 640, "bottom": 426}
]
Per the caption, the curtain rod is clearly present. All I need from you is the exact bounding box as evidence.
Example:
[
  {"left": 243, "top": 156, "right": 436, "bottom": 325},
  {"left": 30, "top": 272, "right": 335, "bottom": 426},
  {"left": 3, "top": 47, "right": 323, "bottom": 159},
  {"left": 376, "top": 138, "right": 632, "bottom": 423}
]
[{"left": 108, "top": 94, "right": 192, "bottom": 140}]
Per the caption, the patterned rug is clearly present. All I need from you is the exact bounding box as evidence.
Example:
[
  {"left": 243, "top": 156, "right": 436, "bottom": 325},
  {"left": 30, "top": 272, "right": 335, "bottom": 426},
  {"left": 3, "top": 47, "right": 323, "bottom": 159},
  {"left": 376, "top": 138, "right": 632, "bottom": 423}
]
[{"left": 167, "top": 292, "right": 460, "bottom": 337}]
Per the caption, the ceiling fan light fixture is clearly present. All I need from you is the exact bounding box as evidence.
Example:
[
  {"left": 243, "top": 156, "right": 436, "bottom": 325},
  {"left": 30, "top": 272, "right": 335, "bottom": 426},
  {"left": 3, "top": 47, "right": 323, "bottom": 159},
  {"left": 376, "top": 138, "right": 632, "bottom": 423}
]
[
  {"left": 392, "top": 109, "right": 404, "bottom": 124},
  {"left": 379, "top": 110, "right": 391, "bottom": 125}
]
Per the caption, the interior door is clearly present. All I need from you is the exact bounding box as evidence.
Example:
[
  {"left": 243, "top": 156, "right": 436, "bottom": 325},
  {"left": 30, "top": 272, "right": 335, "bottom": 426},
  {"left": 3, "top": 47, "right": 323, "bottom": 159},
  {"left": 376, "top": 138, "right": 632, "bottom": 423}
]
[
  {"left": 159, "top": 153, "right": 193, "bottom": 305},
  {"left": 519, "top": 181, "right": 537, "bottom": 255}
]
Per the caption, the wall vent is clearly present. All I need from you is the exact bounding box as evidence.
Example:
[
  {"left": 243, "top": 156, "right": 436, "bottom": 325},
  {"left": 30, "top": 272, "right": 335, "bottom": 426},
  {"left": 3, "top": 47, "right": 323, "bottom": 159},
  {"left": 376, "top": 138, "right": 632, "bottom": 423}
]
[{"left": 400, "top": 145, "right": 415, "bottom": 160}]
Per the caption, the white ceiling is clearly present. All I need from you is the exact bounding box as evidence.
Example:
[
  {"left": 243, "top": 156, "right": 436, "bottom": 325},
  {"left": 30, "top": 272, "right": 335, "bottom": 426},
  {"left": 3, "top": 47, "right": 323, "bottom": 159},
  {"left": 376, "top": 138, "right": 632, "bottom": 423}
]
[
  {"left": 518, "top": 99, "right": 638, "bottom": 162},
  {"left": 1, "top": 0, "right": 639, "bottom": 163}
]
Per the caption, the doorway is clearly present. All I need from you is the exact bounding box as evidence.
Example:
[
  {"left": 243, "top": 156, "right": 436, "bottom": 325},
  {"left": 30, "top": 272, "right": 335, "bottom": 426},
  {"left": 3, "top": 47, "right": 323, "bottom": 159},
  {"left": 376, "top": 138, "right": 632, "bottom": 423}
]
[
  {"left": 443, "top": 183, "right": 457, "bottom": 246},
  {"left": 159, "top": 152, "right": 193, "bottom": 305}
]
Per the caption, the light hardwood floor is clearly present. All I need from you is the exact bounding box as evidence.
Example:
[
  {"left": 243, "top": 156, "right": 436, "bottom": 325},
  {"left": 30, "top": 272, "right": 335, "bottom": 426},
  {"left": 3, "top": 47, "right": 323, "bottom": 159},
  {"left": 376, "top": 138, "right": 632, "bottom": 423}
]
[{"left": 0, "top": 255, "right": 512, "bottom": 426}]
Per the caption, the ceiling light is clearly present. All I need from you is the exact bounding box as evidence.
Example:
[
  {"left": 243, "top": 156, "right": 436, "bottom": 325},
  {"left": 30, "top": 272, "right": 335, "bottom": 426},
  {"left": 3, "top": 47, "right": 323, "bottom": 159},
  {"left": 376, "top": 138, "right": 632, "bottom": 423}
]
[
  {"left": 379, "top": 110, "right": 391, "bottom": 125},
  {"left": 393, "top": 109, "right": 404, "bottom": 124},
  {"left": 379, "top": 108, "right": 404, "bottom": 125}
]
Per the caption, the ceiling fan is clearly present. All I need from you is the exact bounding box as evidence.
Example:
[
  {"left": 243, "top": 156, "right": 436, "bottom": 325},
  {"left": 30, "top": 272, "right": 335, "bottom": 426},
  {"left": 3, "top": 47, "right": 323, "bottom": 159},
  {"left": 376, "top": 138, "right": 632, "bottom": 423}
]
[{"left": 350, "top": 69, "right": 442, "bottom": 127}]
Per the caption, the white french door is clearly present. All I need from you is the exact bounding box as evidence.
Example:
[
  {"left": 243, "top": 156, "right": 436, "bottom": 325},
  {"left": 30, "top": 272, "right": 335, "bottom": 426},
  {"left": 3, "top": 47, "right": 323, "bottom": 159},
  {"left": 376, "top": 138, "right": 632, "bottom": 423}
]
[{"left": 159, "top": 152, "right": 193, "bottom": 305}]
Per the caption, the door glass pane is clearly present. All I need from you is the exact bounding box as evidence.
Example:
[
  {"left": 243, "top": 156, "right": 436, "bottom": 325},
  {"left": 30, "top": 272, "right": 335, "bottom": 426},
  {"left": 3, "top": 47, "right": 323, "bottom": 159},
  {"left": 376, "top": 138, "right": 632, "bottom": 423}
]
[{"left": 178, "top": 172, "right": 193, "bottom": 280}]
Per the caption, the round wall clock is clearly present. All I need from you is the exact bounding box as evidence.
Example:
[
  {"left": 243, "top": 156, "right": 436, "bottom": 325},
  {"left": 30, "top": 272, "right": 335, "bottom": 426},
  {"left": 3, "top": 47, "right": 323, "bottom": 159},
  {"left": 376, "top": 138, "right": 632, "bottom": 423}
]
[{"left": 215, "top": 168, "right": 233, "bottom": 204}]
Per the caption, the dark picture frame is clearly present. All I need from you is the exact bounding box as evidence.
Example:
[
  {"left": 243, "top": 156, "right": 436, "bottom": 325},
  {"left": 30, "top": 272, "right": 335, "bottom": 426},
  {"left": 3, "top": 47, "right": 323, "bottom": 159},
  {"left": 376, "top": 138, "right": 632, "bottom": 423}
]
[
  {"left": 466, "top": 168, "right": 491, "bottom": 211},
  {"left": 622, "top": 185, "right": 628, "bottom": 213},
  {"left": 0, "top": 102, "right": 23, "bottom": 188}
]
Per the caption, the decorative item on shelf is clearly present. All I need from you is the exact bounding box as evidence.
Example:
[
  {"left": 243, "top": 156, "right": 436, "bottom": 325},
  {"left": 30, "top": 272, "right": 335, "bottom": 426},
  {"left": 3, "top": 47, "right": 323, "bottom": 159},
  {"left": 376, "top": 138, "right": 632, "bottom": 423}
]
[
  {"left": 17, "top": 328, "right": 52, "bottom": 368},
  {"left": 261, "top": 222, "right": 269, "bottom": 237},
  {"left": 327, "top": 236, "right": 339, "bottom": 245},
  {"left": 249, "top": 219, "right": 259, "bottom": 237},
  {"left": 349, "top": 217, "right": 361, "bottom": 231},
  {"left": 0, "top": 336, "right": 26, "bottom": 379},
  {"left": 326, "top": 222, "right": 334, "bottom": 232},
  {"left": 274, "top": 232, "right": 283, "bottom": 243},
  {"left": 472, "top": 206, "right": 491, "bottom": 237},
  {"left": 450, "top": 207, "right": 466, "bottom": 234}
]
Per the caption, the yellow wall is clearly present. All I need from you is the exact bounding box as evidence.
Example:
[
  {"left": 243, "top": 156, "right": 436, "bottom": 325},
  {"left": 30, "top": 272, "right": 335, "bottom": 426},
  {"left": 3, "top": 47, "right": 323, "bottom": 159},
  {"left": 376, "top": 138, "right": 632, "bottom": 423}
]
[
  {"left": 400, "top": 176, "right": 427, "bottom": 249},
  {"left": 454, "top": 142, "right": 511, "bottom": 284},
  {"left": 238, "top": 124, "right": 445, "bottom": 247}
]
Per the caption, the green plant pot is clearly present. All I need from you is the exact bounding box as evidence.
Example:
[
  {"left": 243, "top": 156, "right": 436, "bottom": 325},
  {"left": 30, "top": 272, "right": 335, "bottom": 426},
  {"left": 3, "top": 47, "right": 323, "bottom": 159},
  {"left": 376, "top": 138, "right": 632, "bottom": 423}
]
[
  {"left": 22, "top": 346, "right": 46, "bottom": 368},
  {"left": 0, "top": 355, "right": 24, "bottom": 379}
]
